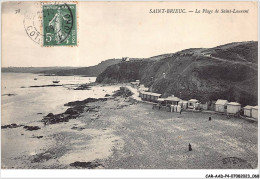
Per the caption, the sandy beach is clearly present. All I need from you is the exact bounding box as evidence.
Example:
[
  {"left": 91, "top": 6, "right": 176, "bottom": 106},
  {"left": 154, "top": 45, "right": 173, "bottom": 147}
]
[{"left": 1, "top": 84, "right": 258, "bottom": 169}]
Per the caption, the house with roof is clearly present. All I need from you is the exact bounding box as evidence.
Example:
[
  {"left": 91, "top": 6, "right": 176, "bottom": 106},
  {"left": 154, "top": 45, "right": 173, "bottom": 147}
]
[
  {"left": 243, "top": 105, "right": 253, "bottom": 117},
  {"left": 121, "top": 57, "right": 130, "bottom": 62},
  {"left": 188, "top": 99, "right": 199, "bottom": 109},
  {"left": 138, "top": 86, "right": 149, "bottom": 97},
  {"left": 165, "top": 95, "right": 181, "bottom": 106},
  {"left": 140, "top": 91, "right": 162, "bottom": 102},
  {"left": 215, "top": 99, "right": 228, "bottom": 113},
  {"left": 140, "top": 91, "right": 147, "bottom": 100},
  {"left": 150, "top": 93, "right": 162, "bottom": 102},
  {"left": 130, "top": 80, "right": 140, "bottom": 88},
  {"left": 227, "top": 102, "right": 241, "bottom": 114}
]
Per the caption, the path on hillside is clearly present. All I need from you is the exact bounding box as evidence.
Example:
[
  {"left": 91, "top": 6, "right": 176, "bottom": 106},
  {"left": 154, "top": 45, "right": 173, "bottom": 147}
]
[
  {"left": 179, "top": 56, "right": 200, "bottom": 75},
  {"left": 206, "top": 55, "right": 257, "bottom": 71}
]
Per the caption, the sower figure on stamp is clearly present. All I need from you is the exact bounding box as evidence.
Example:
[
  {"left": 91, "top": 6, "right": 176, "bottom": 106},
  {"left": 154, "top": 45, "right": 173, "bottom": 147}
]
[{"left": 49, "top": 7, "right": 70, "bottom": 43}]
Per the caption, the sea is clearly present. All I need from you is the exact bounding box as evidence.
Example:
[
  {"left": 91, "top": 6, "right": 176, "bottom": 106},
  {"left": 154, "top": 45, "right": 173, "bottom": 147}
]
[
  {"left": 1, "top": 73, "right": 121, "bottom": 168},
  {"left": 1, "top": 73, "right": 112, "bottom": 126}
]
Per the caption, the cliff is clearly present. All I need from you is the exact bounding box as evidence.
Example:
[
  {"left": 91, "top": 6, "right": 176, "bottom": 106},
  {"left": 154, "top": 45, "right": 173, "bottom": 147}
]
[{"left": 96, "top": 41, "right": 258, "bottom": 106}]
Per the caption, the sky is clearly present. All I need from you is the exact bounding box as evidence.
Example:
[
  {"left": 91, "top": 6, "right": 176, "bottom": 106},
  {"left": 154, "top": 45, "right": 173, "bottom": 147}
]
[{"left": 1, "top": 1, "right": 258, "bottom": 67}]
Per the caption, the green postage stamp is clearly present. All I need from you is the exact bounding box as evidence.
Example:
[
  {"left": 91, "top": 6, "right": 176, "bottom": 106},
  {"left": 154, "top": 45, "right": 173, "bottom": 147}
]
[{"left": 42, "top": 4, "right": 77, "bottom": 46}]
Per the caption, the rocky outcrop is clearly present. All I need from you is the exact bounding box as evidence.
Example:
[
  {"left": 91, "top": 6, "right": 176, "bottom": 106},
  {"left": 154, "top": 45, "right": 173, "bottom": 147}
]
[
  {"left": 70, "top": 161, "right": 103, "bottom": 169},
  {"left": 2, "top": 123, "right": 41, "bottom": 131},
  {"left": 23, "top": 126, "right": 41, "bottom": 131},
  {"left": 1, "top": 123, "right": 23, "bottom": 129},
  {"left": 42, "top": 98, "right": 107, "bottom": 125}
]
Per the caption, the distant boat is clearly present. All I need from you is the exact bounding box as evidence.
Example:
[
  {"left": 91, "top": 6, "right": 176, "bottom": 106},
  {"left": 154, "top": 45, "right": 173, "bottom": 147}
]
[
  {"left": 34, "top": 78, "right": 37, "bottom": 80},
  {"left": 52, "top": 76, "right": 60, "bottom": 83}
]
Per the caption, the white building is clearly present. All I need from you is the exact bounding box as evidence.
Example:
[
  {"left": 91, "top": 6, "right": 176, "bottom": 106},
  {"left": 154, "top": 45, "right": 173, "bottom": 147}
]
[
  {"left": 188, "top": 99, "right": 198, "bottom": 109},
  {"left": 227, "top": 102, "right": 241, "bottom": 114},
  {"left": 122, "top": 57, "right": 130, "bottom": 62},
  {"left": 243, "top": 105, "right": 253, "bottom": 117},
  {"left": 215, "top": 99, "right": 228, "bottom": 113}
]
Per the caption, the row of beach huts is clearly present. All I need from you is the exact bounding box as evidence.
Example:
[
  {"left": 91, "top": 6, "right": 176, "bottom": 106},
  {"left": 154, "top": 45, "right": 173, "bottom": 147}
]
[{"left": 130, "top": 81, "right": 258, "bottom": 119}]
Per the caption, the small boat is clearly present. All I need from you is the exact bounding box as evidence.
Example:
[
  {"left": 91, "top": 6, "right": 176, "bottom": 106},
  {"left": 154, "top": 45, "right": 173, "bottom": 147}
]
[
  {"left": 34, "top": 78, "right": 37, "bottom": 80},
  {"left": 52, "top": 76, "right": 60, "bottom": 83}
]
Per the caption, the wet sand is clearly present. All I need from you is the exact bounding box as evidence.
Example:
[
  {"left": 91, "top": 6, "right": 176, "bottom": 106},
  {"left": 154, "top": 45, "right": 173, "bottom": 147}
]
[{"left": 1, "top": 87, "right": 258, "bottom": 169}]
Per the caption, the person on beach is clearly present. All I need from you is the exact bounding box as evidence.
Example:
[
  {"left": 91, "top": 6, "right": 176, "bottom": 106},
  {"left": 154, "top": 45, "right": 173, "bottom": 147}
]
[
  {"left": 209, "top": 116, "right": 211, "bottom": 121},
  {"left": 180, "top": 108, "right": 182, "bottom": 114},
  {"left": 189, "top": 143, "right": 192, "bottom": 151}
]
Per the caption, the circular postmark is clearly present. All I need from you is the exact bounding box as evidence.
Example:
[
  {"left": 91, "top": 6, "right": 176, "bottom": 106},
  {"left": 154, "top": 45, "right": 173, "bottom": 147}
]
[{"left": 23, "top": 2, "right": 43, "bottom": 45}]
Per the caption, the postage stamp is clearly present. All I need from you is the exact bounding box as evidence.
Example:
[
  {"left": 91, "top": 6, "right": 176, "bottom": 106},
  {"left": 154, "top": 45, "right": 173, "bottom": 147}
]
[{"left": 42, "top": 3, "right": 77, "bottom": 46}]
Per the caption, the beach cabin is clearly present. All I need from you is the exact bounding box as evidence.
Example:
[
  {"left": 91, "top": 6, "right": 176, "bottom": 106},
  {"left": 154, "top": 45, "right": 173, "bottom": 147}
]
[
  {"left": 146, "top": 92, "right": 152, "bottom": 102},
  {"left": 215, "top": 99, "right": 228, "bottom": 113},
  {"left": 157, "top": 98, "right": 166, "bottom": 106},
  {"left": 143, "top": 92, "right": 149, "bottom": 101},
  {"left": 150, "top": 93, "right": 162, "bottom": 102},
  {"left": 227, "top": 102, "right": 241, "bottom": 114},
  {"left": 138, "top": 86, "right": 149, "bottom": 97},
  {"left": 154, "top": 98, "right": 169, "bottom": 111},
  {"left": 165, "top": 96, "right": 181, "bottom": 106},
  {"left": 188, "top": 99, "right": 198, "bottom": 109},
  {"left": 252, "top": 106, "right": 258, "bottom": 119},
  {"left": 130, "top": 80, "right": 140, "bottom": 88},
  {"left": 243, "top": 105, "right": 253, "bottom": 117},
  {"left": 141, "top": 92, "right": 148, "bottom": 101}
]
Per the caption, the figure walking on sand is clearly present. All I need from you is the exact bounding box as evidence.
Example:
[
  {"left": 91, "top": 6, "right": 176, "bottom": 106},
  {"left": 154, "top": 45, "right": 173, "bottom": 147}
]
[{"left": 189, "top": 143, "right": 192, "bottom": 151}]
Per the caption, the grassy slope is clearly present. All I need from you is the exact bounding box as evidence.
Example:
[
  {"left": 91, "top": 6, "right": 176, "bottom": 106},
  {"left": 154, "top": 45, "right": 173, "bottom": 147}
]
[{"left": 96, "top": 41, "right": 258, "bottom": 106}]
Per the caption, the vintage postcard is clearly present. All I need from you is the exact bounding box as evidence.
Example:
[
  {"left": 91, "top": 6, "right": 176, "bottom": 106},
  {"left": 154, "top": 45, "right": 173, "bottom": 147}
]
[{"left": 1, "top": 1, "right": 259, "bottom": 178}]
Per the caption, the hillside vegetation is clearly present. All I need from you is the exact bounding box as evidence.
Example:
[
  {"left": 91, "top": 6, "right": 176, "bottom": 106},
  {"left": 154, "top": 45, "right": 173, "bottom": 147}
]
[{"left": 96, "top": 41, "right": 258, "bottom": 106}]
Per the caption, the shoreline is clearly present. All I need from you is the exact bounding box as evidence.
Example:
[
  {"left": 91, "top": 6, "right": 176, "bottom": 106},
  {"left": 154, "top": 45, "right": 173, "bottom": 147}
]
[{"left": 1, "top": 84, "right": 258, "bottom": 169}]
